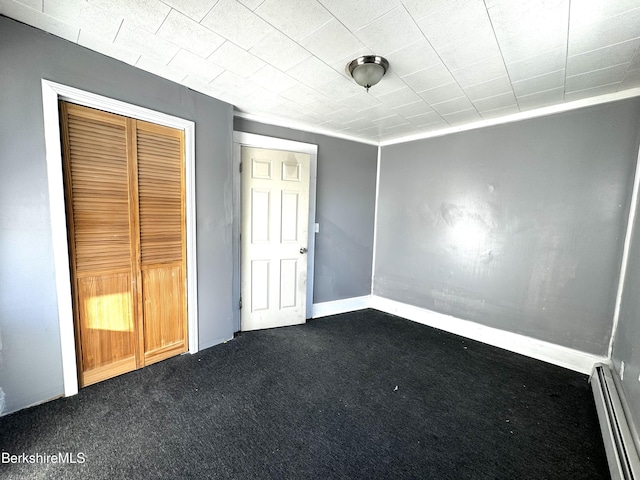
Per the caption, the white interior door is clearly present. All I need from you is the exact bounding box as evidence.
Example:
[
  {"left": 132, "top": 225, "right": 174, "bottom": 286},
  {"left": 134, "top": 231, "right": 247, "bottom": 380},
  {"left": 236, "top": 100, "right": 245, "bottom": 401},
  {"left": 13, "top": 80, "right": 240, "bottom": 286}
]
[{"left": 241, "top": 146, "right": 310, "bottom": 331}]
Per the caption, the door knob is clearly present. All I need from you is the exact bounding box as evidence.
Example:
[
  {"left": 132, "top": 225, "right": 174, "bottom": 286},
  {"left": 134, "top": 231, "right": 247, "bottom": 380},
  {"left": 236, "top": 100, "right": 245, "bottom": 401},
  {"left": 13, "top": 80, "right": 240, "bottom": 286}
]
[{"left": 300, "top": 247, "right": 308, "bottom": 254}]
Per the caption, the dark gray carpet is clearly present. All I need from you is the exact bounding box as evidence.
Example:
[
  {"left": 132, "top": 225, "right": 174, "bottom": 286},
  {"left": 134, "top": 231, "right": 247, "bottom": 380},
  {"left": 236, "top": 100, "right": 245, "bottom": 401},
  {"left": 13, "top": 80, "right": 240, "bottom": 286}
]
[{"left": 0, "top": 309, "right": 609, "bottom": 479}]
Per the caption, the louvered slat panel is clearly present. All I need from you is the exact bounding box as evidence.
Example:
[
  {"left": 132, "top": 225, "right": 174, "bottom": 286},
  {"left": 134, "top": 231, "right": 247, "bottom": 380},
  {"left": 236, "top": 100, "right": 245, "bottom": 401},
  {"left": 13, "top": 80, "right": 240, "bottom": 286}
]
[
  {"left": 66, "top": 106, "right": 131, "bottom": 273},
  {"left": 136, "top": 123, "right": 184, "bottom": 266}
]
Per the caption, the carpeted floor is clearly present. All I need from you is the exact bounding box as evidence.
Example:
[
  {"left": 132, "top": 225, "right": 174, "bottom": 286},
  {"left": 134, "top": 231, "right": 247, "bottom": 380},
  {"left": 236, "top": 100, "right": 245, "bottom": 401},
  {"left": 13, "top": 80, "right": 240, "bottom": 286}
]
[{"left": 0, "top": 309, "right": 610, "bottom": 479}]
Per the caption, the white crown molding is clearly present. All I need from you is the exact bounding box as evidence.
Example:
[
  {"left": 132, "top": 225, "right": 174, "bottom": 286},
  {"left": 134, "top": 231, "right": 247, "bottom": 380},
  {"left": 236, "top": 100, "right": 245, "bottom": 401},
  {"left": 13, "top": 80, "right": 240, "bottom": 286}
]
[
  {"left": 233, "top": 110, "right": 379, "bottom": 146},
  {"left": 235, "top": 88, "right": 640, "bottom": 148},
  {"left": 380, "top": 87, "right": 640, "bottom": 147}
]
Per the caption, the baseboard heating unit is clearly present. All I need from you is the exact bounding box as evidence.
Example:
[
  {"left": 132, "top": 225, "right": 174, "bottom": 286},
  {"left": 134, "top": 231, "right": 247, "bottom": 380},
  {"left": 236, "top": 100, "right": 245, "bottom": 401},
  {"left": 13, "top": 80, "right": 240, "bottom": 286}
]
[{"left": 590, "top": 364, "right": 640, "bottom": 480}]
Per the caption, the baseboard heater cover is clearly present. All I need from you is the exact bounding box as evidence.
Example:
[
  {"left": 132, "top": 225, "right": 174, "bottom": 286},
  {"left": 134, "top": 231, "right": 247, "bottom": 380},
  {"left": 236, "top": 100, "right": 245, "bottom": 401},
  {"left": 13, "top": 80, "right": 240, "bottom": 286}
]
[{"left": 590, "top": 364, "right": 640, "bottom": 480}]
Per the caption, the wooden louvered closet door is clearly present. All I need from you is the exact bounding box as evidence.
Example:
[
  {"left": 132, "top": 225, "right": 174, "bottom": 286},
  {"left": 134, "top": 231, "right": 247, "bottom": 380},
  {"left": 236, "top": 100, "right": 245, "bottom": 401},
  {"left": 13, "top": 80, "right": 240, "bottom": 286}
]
[
  {"left": 60, "top": 102, "right": 187, "bottom": 387},
  {"left": 136, "top": 120, "right": 187, "bottom": 366}
]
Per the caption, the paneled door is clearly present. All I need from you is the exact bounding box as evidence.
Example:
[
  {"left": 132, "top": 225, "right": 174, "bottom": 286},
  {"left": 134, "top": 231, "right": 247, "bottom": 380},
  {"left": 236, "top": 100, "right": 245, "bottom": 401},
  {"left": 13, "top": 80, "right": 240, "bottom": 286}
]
[
  {"left": 60, "top": 102, "right": 187, "bottom": 387},
  {"left": 241, "top": 147, "right": 310, "bottom": 331}
]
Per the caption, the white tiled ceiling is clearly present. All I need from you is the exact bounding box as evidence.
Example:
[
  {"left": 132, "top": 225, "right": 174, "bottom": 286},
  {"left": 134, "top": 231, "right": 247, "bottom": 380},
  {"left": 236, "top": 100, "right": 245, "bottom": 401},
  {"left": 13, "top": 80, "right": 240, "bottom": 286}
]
[{"left": 2, "top": 0, "right": 640, "bottom": 143}]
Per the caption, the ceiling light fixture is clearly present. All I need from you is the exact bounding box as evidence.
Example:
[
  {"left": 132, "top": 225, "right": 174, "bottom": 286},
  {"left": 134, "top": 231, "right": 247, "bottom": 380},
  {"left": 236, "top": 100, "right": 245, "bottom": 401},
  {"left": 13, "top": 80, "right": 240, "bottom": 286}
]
[{"left": 346, "top": 55, "right": 389, "bottom": 92}]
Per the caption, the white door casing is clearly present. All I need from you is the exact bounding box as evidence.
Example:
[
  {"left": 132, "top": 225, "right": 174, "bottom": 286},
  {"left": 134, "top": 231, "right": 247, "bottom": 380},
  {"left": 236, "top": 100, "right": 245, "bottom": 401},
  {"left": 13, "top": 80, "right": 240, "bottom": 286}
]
[{"left": 241, "top": 147, "right": 310, "bottom": 331}]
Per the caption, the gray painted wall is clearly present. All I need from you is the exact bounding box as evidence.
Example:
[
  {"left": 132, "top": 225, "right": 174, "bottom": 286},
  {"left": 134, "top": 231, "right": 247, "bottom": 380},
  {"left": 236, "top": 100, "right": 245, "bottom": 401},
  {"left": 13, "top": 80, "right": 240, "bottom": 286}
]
[
  {"left": 233, "top": 118, "right": 378, "bottom": 304},
  {"left": 3, "top": 11, "right": 640, "bottom": 425},
  {"left": 374, "top": 100, "right": 640, "bottom": 354},
  {"left": 0, "top": 17, "right": 235, "bottom": 415},
  {"left": 612, "top": 134, "right": 640, "bottom": 438}
]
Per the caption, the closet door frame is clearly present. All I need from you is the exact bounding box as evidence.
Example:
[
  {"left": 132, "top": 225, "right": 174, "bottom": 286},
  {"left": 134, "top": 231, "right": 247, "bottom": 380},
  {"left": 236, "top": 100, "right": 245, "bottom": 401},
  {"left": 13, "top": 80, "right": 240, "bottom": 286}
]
[{"left": 42, "top": 80, "right": 199, "bottom": 397}]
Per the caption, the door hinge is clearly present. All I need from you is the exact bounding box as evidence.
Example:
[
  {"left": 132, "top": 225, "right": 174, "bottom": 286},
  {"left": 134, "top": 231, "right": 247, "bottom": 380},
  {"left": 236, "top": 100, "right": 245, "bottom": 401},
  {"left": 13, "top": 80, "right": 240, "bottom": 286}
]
[
  {"left": 239, "top": 162, "right": 243, "bottom": 173},
  {"left": 239, "top": 297, "right": 242, "bottom": 310}
]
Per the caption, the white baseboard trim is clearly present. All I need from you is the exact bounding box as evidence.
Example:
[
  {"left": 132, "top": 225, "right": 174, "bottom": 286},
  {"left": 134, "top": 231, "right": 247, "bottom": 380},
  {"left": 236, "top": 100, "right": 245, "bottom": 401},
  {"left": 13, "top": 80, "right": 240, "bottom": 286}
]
[
  {"left": 370, "top": 295, "right": 606, "bottom": 375},
  {"left": 312, "top": 295, "right": 372, "bottom": 318}
]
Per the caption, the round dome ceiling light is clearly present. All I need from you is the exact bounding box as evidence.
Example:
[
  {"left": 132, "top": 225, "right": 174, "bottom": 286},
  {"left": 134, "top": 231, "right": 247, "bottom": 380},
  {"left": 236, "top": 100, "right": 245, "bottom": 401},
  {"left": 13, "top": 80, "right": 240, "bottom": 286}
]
[{"left": 346, "top": 55, "right": 389, "bottom": 92}]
